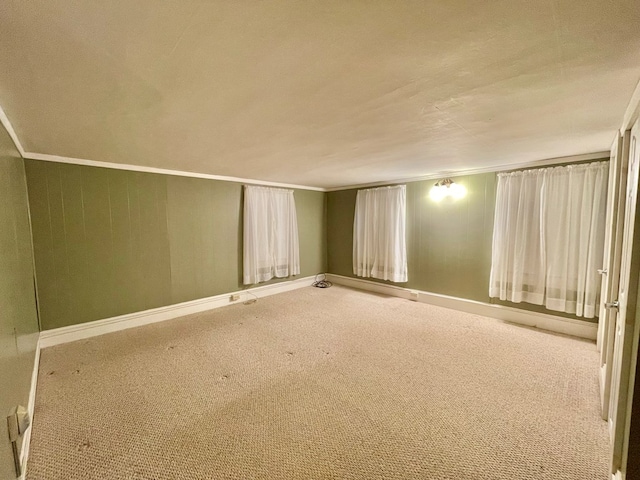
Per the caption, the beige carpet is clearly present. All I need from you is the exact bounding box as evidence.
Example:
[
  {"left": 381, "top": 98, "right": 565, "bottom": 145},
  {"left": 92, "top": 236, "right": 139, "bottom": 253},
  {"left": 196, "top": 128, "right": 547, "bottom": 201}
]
[{"left": 27, "top": 286, "right": 609, "bottom": 480}]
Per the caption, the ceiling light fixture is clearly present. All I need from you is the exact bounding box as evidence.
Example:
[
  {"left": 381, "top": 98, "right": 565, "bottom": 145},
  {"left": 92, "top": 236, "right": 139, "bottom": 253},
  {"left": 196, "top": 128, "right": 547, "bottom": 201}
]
[{"left": 429, "top": 178, "right": 466, "bottom": 202}]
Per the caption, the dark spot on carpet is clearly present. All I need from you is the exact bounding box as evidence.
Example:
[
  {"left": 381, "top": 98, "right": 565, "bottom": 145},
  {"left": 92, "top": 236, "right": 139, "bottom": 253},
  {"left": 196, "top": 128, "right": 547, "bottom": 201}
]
[{"left": 77, "top": 440, "right": 91, "bottom": 451}]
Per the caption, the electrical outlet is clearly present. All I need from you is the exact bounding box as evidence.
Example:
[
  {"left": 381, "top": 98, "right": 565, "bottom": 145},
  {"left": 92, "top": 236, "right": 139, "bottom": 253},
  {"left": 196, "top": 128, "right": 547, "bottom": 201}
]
[
  {"left": 7, "top": 405, "right": 29, "bottom": 441},
  {"left": 230, "top": 294, "right": 241, "bottom": 301},
  {"left": 7, "top": 405, "right": 30, "bottom": 477}
]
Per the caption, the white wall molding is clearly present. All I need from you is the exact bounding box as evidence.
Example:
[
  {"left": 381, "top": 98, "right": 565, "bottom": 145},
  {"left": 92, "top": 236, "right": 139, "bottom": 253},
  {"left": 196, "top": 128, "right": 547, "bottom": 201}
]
[
  {"left": 0, "top": 104, "right": 26, "bottom": 157},
  {"left": 26, "top": 150, "right": 610, "bottom": 194},
  {"left": 18, "top": 337, "right": 41, "bottom": 480},
  {"left": 326, "top": 274, "right": 598, "bottom": 340},
  {"left": 40, "top": 276, "right": 315, "bottom": 348},
  {"left": 24, "top": 152, "right": 325, "bottom": 192},
  {"left": 612, "top": 470, "right": 624, "bottom": 480},
  {"left": 325, "top": 151, "right": 610, "bottom": 192}
]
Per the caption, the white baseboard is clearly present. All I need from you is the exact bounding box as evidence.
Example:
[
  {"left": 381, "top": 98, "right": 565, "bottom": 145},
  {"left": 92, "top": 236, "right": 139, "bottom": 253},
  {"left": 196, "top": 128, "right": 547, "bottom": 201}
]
[
  {"left": 39, "top": 276, "right": 315, "bottom": 348},
  {"left": 326, "top": 274, "right": 598, "bottom": 340},
  {"left": 613, "top": 470, "right": 624, "bottom": 480},
  {"left": 18, "top": 336, "right": 40, "bottom": 480},
  {"left": 599, "top": 364, "right": 610, "bottom": 421},
  {"left": 610, "top": 418, "right": 615, "bottom": 443}
]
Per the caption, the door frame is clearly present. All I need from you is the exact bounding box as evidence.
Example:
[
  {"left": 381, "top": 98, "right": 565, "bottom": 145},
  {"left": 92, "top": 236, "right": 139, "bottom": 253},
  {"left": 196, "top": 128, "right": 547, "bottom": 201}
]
[
  {"left": 599, "top": 132, "right": 630, "bottom": 420},
  {"left": 610, "top": 119, "right": 640, "bottom": 476}
]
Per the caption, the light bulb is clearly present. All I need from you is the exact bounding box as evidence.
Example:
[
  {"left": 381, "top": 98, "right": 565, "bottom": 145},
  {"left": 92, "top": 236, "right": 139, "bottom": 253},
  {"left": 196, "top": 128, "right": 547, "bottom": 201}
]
[
  {"left": 429, "top": 180, "right": 466, "bottom": 201},
  {"left": 450, "top": 183, "right": 466, "bottom": 199},
  {"left": 429, "top": 185, "right": 446, "bottom": 202}
]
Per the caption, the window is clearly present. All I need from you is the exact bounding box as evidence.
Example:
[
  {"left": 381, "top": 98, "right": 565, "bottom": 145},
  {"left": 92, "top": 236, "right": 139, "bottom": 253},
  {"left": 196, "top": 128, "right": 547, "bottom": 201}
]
[
  {"left": 243, "top": 185, "right": 300, "bottom": 285},
  {"left": 489, "top": 162, "right": 608, "bottom": 317},
  {"left": 353, "top": 185, "right": 408, "bottom": 282}
]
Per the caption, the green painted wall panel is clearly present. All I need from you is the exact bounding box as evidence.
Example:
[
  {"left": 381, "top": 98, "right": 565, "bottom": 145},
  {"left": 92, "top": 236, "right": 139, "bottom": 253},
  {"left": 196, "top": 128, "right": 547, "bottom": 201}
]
[
  {"left": 294, "top": 189, "right": 327, "bottom": 279},
  {"left": 84, "top": 167, "right": 119, "bottom": 320},
  {"left": 58, "top": 165, "right": 89, "bottom": 324},
  {"left": 166, "top": 176, "right": 243, "bottom": 303},
  {"left": 26, "top": 162, "right": 327, "bottom": 330},
  {"left": 26, "top": 162, "right": 173, "bottom": 329},
  {"left": 0, "top": 124, "right": 39, "bottom": 479},
  {"left": 131, "top": 172, "right": 173, "bottom": 311},
  {"left": 406, "top": 175, "right": 496, "bottom": 300},
  {"left": 326, "top": 189, "right": 356, "bottom": 277},
  {"left": 211, "top": 180, "right": 244, "bottom": 288},
  {"left": 107, "top": 170, "right": 135, "bottom": 315}
]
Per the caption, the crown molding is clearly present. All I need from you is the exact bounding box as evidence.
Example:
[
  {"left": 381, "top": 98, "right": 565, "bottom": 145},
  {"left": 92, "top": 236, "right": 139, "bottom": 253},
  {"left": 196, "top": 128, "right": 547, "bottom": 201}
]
[
  {"left": 23, "top": 149, "right": 610, "bottom": 194},
  {"left": 324, "top": 151, "right": 609, "bottom": 191},
  {"left": 22, "top": 152, "right": 325, "bottom": 192},
  {"left": 0, "top": 104, "right": 26, "bottom": 156}
]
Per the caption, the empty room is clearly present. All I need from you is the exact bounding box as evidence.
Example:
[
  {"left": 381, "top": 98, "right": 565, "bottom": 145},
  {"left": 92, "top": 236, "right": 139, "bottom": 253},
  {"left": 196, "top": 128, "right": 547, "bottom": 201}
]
[{"left": 3, "top": 1, "right": 640, "bottom": 479}]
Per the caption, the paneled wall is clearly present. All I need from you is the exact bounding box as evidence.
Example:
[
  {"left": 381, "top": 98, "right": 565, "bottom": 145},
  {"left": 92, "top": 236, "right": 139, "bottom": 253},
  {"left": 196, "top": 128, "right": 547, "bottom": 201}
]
[
  {"left": 0, "top": 124, "right": 39, "bottom": 479},
  {"left": 328, "top": 173, "right": 496, "bottom": 303},
  {"left": 26, "top": 164, "right": 172, "bottom": 328},
  {"left": 166, "top": 176, "right": 241, "bottom": 304},
  {"left": 25, "top": 160, "right": 327, "bottom": 330},
  {"left": 327, "top": 171, "right": 598, "bottom": 322},
  {"left": 165, "top": 177, "right": 327, "bottom": 304}
]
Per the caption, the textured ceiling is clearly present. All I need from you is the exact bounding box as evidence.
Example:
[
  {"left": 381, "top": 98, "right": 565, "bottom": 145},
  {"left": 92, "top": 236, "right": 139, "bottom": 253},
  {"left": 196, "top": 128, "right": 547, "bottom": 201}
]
[{"left": 0, "top": 0, "right": 639, "bottom": 188}]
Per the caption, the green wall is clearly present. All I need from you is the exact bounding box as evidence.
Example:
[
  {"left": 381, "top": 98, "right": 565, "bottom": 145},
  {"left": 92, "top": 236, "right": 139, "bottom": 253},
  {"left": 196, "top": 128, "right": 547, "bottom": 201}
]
[
  {"left": 0, "top": 124, "right": 40, "bottom": 479},
  {"left": 328, "top": 174, "right": 496, "bottom": 302},
  {"left": 25, "top": 161, "right": 327, "bottom": 330},
  {"left": 25, "top": 156, "right": 602, "bottom": 330},
  {"left": 327, "top": 172, "right": 597, "bottom": 322}
]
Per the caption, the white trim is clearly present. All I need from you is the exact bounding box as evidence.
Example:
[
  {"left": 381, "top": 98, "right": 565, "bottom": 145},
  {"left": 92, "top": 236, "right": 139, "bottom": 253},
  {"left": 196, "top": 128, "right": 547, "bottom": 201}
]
[
  {"left": 23, "top": 152, "right": 325, "bottom": 192},
  {"left": 610, "top": 417, "right": 615, "bottom": 443},
  {"left": 326, "top": 274, "right": 598, "bottom": 340},
  {"left": 18, "top": 336, "right": 40, "bottom": 480},
  {"left": 0, "top": 104, "right": 26, "bottom": 156},
  {"left": 325, "top": 152, "right": 609, "bottom": 191},
  {"left": 621, "top": 78, "right": 640, "bottom": 134},
  {"left": 39, "top": 276, "right": 315, "bottom": 348},
  {"left": 25, "top": 151, "right": 610, "bottom": 194},
  {"left": 612, "top": 470, "right": 624, "bottom": 480}
]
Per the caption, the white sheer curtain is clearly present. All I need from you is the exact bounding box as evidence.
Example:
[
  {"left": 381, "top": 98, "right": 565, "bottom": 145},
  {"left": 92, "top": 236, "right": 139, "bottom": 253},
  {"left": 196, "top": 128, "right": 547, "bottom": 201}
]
[
  {"left": 543, "top": 164, "right": 608, "bottom": 317},
  {"left": 353, "top": 185, "right": 408, "bottom": 282},
  {"left": 489, "top": 170, "right": 547, "bottom": 305},
  {"left": 489, "top": 161, "right": 608, "bottom": 318},
  {"left": 243, "top": 185, "right": 300, "bottom": 285}
]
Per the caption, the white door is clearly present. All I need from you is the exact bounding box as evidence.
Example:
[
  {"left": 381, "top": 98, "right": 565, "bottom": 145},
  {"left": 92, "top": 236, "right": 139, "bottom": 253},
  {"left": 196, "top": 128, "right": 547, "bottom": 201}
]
[
  {"left": 609, "top": 120, "right": 640, "bottom": 475},
  {"left": 599, "top": 132, "right": 630, "bottom": 419}
]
